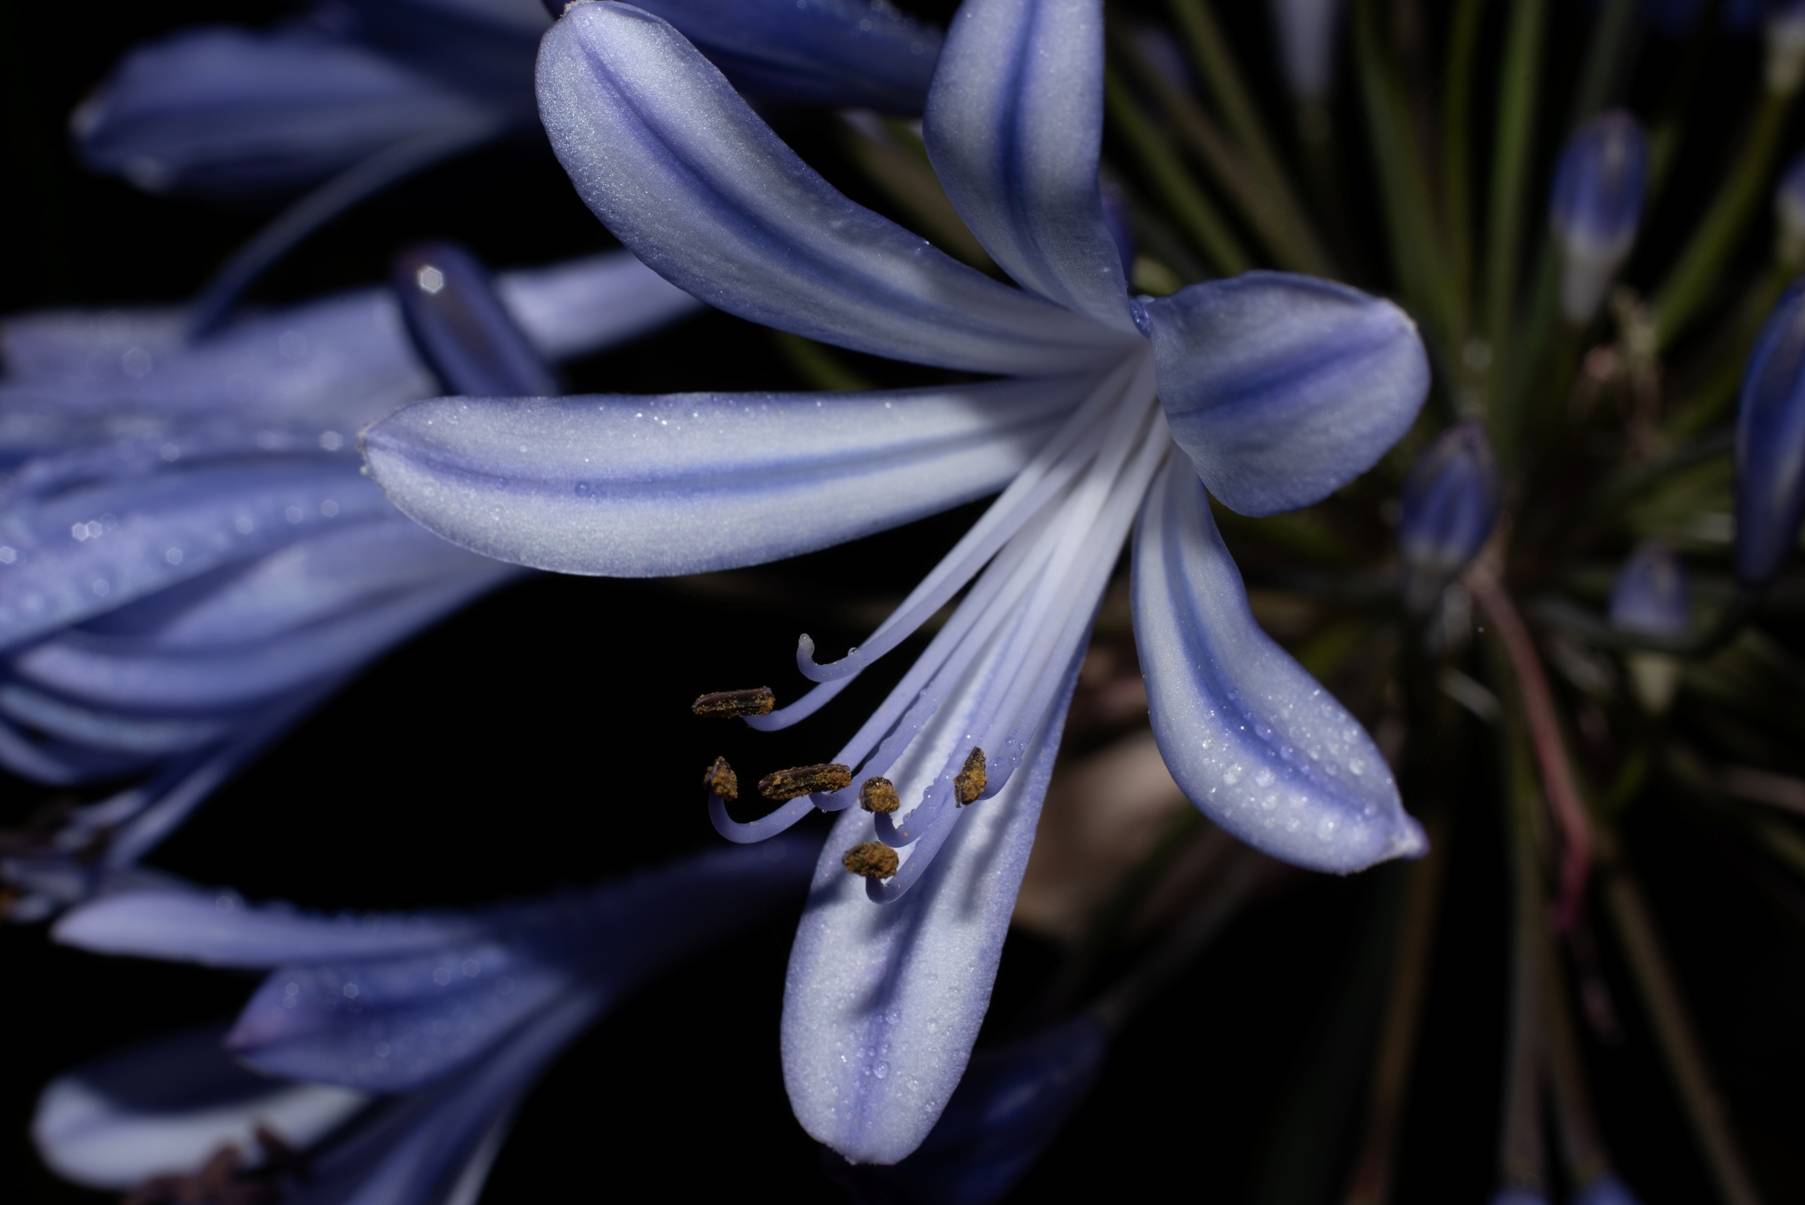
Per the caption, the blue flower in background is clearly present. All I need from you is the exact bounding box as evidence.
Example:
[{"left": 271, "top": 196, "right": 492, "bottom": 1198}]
[
  {"left": 0, "top": 248, "right": 696, "bottom": 915},
  {"left": 1610, "top": 541, "right": 1691, "bottom": 640},
  {"left": 36, "top": 840, "right": 815, "bottom": 1202},
  {"left": 1550, "top": 111, "right": 1648, "bottom": 325},
  {"left": 1398, "top": 421, "right": 1500, "bottom": 612},
  {"left": 363, "top": 0, "right": 1430, "bottom": 1163},
  {"left": 1269, "top": 0, "right": 1348, "bottom": 101}
]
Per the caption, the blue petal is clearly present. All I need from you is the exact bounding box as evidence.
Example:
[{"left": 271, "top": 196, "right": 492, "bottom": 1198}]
[
  {"left": 289, "top": 989, "right": 602, "bottom": 1205},
  {"left": 1608, "top": 541, "right": 1690, "bottom": 639},
  {"left": 1132, "top": 461, "right": 1426, "bottom": 872},
  {"left": 838, "top": 1016, "right": 1108, "bottom": 1204},
  {"left": 625, "top": 0, "right": 945, "bottom": 115},
  {"left": 0, "top": 453, "right": 392, "bottom": 654},
  {"left": 923, "top": 0, "right": 1134, "bottom": 331},
  {"left": 364, "top": 375, "right": 1096, "bottom": 575},
  {"left": 783, "top": 666, "right": 1079, "bottom": 1165},
  {"left": 1143, "top": 273, "right": 1429, "bottom": 516},
  {"left": 1, "top": 253, "right": 698, "bottom": 436},
  {"left": 73, "top": 24, "right": 500, "bottom": 199},
  {"left": 535, "top": 3, "right": 1124, "bottom": 374},
  {"left": 187, "top": 842, "right": 813, "bottom": 1091},
  {"left": 32, "top": 1025, "right": 367, "bottom": 1190},
  {"left": 393, "top": 243, "right": 560, "bottom": 396}
]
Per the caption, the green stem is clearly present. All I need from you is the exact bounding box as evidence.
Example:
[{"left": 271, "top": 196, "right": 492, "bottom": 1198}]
[
  {"left": 1667, "top": 263, "right": 1790, "bottom": 441},
  {"left": 1570, "top": 0, "right": 1639, "bottom": 124},
  {"left": 774, "top": 333, "right": 871, "bottom": 392},
  {"left": 1653, "top": 92, "right": 1795, "bottom": 348},
  {"left": 1104, "top": 71, "right": 1250, "bottom": 273},
  {"left": 1483, "top": 0, "right": 1548, "bottom": 395},
  {"left": 1354, "top": 0, "right": 1459, "bottom": 344},
  {"left": 1441, "top": 0, "right": 1487, "bottom": 343}
]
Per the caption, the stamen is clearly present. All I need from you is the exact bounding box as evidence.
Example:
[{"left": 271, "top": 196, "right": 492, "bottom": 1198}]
[
  {"left": 758, "top": 763, "right": 853, "bottom": 801},
  {"left": 954, "top": 747, "right": 988, "bottom": 804},
  {"left": 859, "top": 776, "right": 901, "bottom": 813},
  {"left": 691, "top": 687, "right": 776, "bottom": 718},
  {"left": 842, "top": 840, "right": 900, "bottom": 879},
  {"left": 702, "top": 756, "right": 738, "bottom": 801}
]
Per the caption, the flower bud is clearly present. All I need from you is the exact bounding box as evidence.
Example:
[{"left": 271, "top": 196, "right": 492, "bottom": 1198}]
[
  {"left": 1611, "top": 542, "right": 1691, "bottom": 710},
  {"left": 1778, "top": 152, "right": 1805, "bottom": 269},
  {"left": 1767, "top": 1, "right": 1805, "bottom": 93},
  {"left": 1610, "top": 542, "right": 1691, "bottom": 640},
  {"left": 1575, "top": 1174, "right": 1642, "bottom": 1205},
  {"left": 1399, "top": 422, "right": 1500, "bottom": 611},
  {"left": 1550, "top": 111, "right": 1649, "bottom": 324},
  {"left": 1269, "top": 0, "right": 1348, "bottom": 100},
  {"left": 1735, "top": 284, "right": 1805, "bottom": 584}
]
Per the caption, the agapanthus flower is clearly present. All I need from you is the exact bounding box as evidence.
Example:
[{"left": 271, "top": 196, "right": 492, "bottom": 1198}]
[
  {"left": 364, "top": 0, "right": 1430, "bottom": 1163},
  {"left": 36, "top": 840, "right": 815, "bottom": 1202},
  {"left": 1397, "top": 421, "right": 1500, "bottom": 613},
  {"left": 1550, "top": 111, "right": 1648, "bottom": 325},
  {"left": 1609, "top": 541, "right": 1691, "bottom": 640},
  {"left": 1734, "top": 281, "right": 1805, "bottom": 585},
  {"left": 0, "top": 248, "right": 695, "bottom": 914},
  {"left": 76, "top": 0, "right": 944, "bottom": 203}
]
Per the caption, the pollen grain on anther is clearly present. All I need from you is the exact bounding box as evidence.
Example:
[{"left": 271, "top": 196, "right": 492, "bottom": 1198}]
[
  {"left": 703, "top": 755, "right": 739, "bottom": 801},
  {"left": 954, "top": 747, "right": 987, "bottom": 805},
  {"left": 859, "top": 776, "right": 900, "bottom": 814},
  {"left": 758, "top": 763, "right": 853, "bottom": 801},
  {"left": 842, "top": 840, "right": 900, "bottom": 879},
  {"left": 690, "top": 687, "right": 776, "bottom": 718}
]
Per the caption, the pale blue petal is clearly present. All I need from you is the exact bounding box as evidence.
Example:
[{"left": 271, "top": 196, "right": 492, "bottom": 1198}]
[
  {"left": 364, "top": 376, "right": 1095, "bottom": 575},
  {"left": 535, "top": 3, "right": 1124, "bottom": 374},
  {"left": 32, "top": 1025, "right": 367, "bottom": 1191},
  {"left": 783, "top": 665, "right": 1079, "bottom": 1165},
  {"left": 1132, "top": 462, "right": 1426, "bottom": 872},
  {"left": 924, "top": 0, "right": 1134, "bottom": 331},
  {"left": 1143, "top": 273, "right": 1429, "bottom": 515}
]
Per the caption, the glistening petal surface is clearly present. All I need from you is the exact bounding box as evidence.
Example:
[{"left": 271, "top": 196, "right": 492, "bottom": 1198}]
[
  {"left": 1143, "top": 273, "right": 1429, "bottom": 515},
  {"left": 1133, "top": 463, "right": 1426, "bottom": 872},
  {"left": 782, "top": 668, "right": 1078, "bottom": 1165},
  {"left": 924, "top": 0, "right": 1134, "bottom": 331},
  {"left": 534, "top": 3, "right": 1121, "bottom": 375},
  {"left": 364, "top": 377, "right": 1095, "bottom": 575}
]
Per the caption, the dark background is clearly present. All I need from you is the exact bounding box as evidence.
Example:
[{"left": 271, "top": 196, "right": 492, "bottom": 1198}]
[{"left": 4, "top": 2, "right": 1802, "bottom": 1201}]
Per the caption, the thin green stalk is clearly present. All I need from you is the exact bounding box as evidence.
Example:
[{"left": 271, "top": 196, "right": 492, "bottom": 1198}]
[
  {"left": 1342, "top": 816, "right": 1451, "bottom": 1205},
  {"left": 1110, "top": 31, "right": 1332, "bottom": 274},
  {"left": 1653, "top": 92, "right": 1795, "bottom": 348},
  {"left": 774, "top": 333, "right": 871, "bottom": 391},
  {"left": 1104, "top": 71, "right": 1250, "bottom": 273},
  {"left": 1483, "top": 0, "right": 1548, "bottom": 393},
  {"left": 1354, "top": 0, "right": 1459, "bottom": 344},
  {"left": 1570, "top": 0, "right": 1639, "bottom": 124},
  {"left": 1165, "top": 0, "right": 1304, "bottom": 220},
  {"left": 1441, "top": 0, "right": 1487, "bottom": 342},
  {"left": 1667, "top": 263, "right": 1790, "bottom": 440}
]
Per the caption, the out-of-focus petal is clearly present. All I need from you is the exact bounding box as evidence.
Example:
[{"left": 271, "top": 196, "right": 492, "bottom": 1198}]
[
  {"left": 1609, "top": 541, "right": 1690, "bottom": 638},
  {"left": 623, "top": 0, "right": 944, "bottom": 114},
  {"left": 783, "top": 666, "right": 1078, "bottom": 1165},
  {"left": 535, "top": 3, "right": 1124, "bottom": 374},
  {"left": 393, "top": 243, "right": 559, "bottom": 396},
  {"left": 32, "top": 1025, "right": 366, "bottom": 1190},
  {"left": 1734, "top": 282, "right": 1805, "bottom": 584},
  {"left": 833, "top": 1016, "right": 1107, "bottom": 1204},
  {"left": 364, "top": 376, "right": 1095, "bottom": 575},
  {"left": 924, "top": 0, "right": 1133, "bottom": 331},
  {"left": 1270, "top": 0, "right": 1347, "bottom": 99},
  {"left": 1132, "top": 462, "right": 1426, "bottom": 872},
  {"left": 1142, "top": 273, "right": 1429, "bottom": 516},
  {"left": 73, "top": 25, "right": 498, "bottom": 199}
]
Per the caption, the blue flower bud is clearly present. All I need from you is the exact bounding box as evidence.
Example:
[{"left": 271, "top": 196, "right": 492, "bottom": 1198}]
[
  {"left": 1778, "top": 152, "right": 1805, "bottom": 267},
  {"left": 1610, "top": 542, "right": 1691, "bottom": 639},
  {"left": 1735, "top": 283, "right": 1805, "bottom": 584},
  {"left": 1399, "top": 422, "right": 1500, "bottom": 609},
  {"left": 1550, "top": 111, "right": 1649, "bottom": 323},
  {"left": 1489, "top": 1190, "right": 1549, "bottom": 1205},
  {"left": 1269, "top": 0, "right": 1348, "bottom": 100}
]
